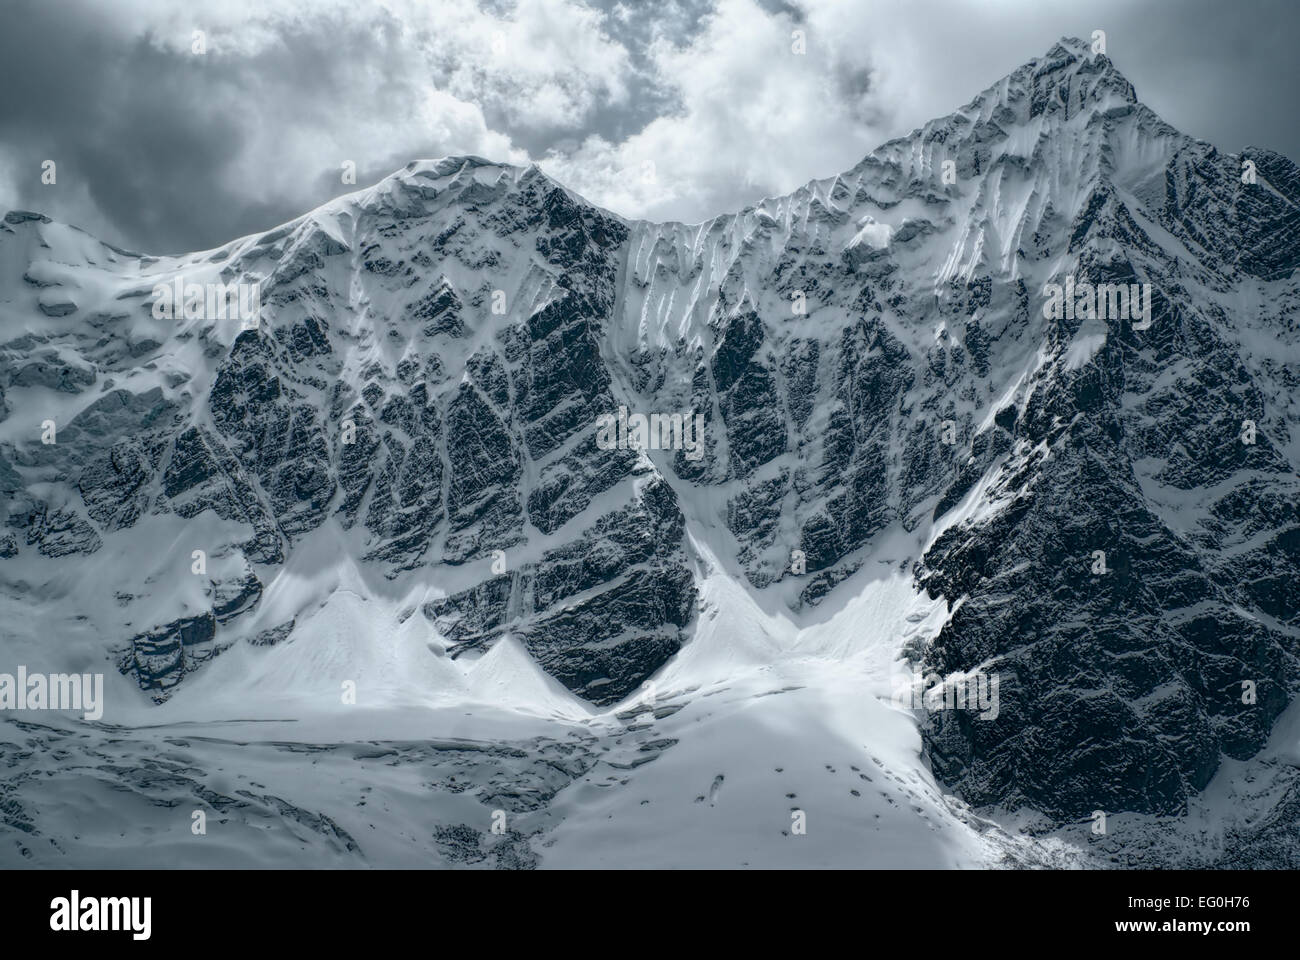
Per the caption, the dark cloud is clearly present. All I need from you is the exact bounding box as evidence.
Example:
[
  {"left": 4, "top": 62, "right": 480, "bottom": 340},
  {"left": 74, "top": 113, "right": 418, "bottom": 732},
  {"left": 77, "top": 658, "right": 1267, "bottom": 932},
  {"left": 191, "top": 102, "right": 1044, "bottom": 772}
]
[
  {"left": 0, "top": 0, "right": 506, "bottom": 253},
  {"left": 1097, "top": 0, "right": 1300, "bottom": 159},
  {"left": 3, "top": 0, "right": 267, "bottom": 253}
]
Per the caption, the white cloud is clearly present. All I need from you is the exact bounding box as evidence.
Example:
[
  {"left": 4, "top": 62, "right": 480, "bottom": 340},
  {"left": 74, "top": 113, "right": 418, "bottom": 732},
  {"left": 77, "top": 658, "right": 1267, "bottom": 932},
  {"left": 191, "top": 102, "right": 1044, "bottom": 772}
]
[
  {"left": 541, "top": 0, "right": 889, "bottom": 223},
  {"left": 90, "top": 0, "right": 635, "bottom": 220},
  {"left": 217, "top": 36, "right": 533, "bottom": 215},
  {"left": 429, "top": 0, "right": 633, "bottom": 132},
  {"left": 134, "top": 0, "right": 632, "bottom": 134}
]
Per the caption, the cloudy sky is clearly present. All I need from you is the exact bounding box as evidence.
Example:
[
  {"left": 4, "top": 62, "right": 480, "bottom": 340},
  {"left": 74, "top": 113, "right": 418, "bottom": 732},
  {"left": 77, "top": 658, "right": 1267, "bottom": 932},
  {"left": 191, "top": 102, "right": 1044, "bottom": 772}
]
[{"left": 3, "top": 0, "right": 1298, "bottom": 254}]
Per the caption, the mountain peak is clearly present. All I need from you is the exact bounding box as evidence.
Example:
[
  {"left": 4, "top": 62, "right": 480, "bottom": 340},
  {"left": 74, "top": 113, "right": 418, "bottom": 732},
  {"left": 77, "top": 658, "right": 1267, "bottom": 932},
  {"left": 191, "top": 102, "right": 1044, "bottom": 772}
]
[
  {"left": 1019, "top": 35, "right": 1139, "bottom": 110},
  {"left": 1044, "top": 35, "right": 1095, "bottom": 59},
  {"left": 906, "top": 36, "right": 1134, "bottom": 135}
]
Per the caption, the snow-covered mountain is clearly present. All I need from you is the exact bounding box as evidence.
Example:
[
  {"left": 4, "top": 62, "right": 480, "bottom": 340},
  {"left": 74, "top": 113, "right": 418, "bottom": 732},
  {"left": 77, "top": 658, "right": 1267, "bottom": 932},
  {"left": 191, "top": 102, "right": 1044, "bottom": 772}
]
[{"left": 2, "top": 37, "right": 1299, "bottom": 867}]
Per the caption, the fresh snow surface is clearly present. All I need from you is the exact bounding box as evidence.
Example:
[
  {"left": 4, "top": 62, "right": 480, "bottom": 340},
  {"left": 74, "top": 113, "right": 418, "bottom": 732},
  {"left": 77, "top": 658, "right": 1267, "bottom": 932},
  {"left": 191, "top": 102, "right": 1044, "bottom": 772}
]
[{"left": 0, "top": 548, "right": 1081, "bottom": 868}]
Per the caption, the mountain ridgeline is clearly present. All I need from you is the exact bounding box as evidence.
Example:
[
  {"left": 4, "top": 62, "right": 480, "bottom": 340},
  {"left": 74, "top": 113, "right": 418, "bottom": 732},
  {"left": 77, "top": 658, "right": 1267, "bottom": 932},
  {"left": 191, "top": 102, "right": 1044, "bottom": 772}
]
[{"left": 2, "top": 38, "right": 1298, "bottom": 824}]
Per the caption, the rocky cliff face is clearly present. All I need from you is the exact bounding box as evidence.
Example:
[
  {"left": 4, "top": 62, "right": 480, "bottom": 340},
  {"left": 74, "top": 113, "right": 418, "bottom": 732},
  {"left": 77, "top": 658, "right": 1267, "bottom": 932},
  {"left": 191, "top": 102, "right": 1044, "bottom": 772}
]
[{"left": 1, "top": 38, "right": 1297, "bottom": 824}]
